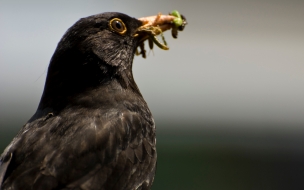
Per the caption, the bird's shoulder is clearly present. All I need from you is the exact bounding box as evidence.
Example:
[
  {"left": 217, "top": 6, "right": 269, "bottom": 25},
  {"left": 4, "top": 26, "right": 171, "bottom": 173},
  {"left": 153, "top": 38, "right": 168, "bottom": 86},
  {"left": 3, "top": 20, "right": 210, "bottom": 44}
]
[{"left": 0, "top": 106, "right": 156, "bottom": 189}]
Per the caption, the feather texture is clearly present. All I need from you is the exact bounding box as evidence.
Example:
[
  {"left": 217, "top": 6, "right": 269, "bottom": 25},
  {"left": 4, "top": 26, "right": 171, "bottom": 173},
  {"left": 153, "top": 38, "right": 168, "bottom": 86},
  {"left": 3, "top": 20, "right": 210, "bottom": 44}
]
[{"left": 0, "top": 12, "right": 157, "bottom": 190}]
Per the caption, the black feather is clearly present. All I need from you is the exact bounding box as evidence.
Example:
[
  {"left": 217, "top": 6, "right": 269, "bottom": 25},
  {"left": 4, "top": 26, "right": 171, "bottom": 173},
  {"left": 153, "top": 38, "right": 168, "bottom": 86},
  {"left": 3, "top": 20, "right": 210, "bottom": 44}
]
[{"left": 0, "top": 12, "right": 156, "bottom": 190}]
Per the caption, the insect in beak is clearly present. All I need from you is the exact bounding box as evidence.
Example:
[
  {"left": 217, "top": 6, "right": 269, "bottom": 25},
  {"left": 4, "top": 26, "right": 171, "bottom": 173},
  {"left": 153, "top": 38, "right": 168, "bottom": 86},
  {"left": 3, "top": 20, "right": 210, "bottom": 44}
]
[{"left": 135, "top": 10, "right": 187, "bottom": 58}]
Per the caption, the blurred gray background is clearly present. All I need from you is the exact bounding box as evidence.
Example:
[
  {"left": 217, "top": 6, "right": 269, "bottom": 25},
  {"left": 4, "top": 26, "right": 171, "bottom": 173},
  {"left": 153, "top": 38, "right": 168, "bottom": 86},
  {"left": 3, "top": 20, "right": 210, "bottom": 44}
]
[{"left": 1, "top": 0, "right": 304, "bottom": 189}]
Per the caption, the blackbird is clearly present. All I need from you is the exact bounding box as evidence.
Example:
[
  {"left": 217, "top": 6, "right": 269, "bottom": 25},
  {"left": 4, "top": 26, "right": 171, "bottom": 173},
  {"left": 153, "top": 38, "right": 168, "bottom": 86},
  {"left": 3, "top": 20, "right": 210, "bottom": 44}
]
[{"left": 0, "top": 12, "right": 186, "bottom": 190}]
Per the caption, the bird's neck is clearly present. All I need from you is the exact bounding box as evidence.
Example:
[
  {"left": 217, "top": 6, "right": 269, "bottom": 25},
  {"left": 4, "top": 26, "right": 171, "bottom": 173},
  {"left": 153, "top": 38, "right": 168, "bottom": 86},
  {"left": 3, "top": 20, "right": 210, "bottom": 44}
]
[
  {"left": 37, "top": 55, "right": 142, "bottom": 113},
  {"left": 29, "top": 77, "right": 145, "bottom": 123}
]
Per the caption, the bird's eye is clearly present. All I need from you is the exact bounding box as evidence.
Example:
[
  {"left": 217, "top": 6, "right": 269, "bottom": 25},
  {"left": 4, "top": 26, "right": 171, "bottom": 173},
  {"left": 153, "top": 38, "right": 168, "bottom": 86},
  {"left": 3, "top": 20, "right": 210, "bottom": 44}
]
[{"left": 109, "top": 18, "right": 127, "bottom": 35}]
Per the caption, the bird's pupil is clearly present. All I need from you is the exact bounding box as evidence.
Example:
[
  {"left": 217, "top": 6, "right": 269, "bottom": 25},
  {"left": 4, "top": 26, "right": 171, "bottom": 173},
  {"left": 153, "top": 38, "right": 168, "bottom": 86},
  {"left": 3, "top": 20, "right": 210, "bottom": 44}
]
[{"left": 115, "top": 21, "right": 122, "bottom": 29}]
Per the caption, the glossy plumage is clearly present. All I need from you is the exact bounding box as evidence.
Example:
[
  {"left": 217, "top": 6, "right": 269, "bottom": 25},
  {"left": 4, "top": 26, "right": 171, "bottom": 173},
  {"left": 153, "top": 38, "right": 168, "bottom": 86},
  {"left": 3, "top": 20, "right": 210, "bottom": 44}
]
[{"left": 0, "top": 12, "right": 156, "bottom": 190}]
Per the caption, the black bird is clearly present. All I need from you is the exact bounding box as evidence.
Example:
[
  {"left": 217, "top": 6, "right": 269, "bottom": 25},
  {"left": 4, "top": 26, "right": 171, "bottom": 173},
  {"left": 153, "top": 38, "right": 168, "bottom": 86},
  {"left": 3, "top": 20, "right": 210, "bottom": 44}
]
[
  {"left": 0, "top": 12, "right": 156, "bottom": 190},
  {"left": 0, "top": 11, "right": 186, "bottom": 190}
]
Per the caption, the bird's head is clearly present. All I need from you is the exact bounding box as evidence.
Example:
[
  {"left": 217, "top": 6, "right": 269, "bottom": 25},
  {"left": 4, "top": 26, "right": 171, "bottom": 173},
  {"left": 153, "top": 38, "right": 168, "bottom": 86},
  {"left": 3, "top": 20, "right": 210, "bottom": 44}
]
[
  {"left": 39, "top": 12, "right": 186, "bottom": 110},
  {"left": 51, "top": 12, "right": 141, "bottom": 74}
]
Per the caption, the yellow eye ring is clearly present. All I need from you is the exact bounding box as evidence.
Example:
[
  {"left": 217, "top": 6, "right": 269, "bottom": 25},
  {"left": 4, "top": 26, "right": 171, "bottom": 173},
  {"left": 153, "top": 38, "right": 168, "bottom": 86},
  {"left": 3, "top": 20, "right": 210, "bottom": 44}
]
[{"left": 109, "top": 18, "right": 127, "bottom": 35}]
